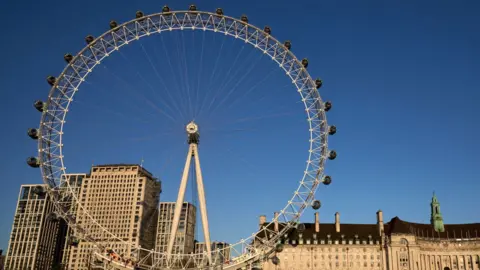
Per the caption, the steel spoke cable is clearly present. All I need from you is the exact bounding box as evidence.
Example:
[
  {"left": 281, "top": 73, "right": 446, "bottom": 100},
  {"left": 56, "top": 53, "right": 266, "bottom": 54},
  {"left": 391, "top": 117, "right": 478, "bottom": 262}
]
[
  {"left": 101, "top": 64, "right": 177, "bottom": 124},
  {"left": 193, "top": 30, "right": 206, "bottom": 119},
  {"left": 216, "top": 110, "right": 300, "bottom": 128},
  {"left": 196, "top": 33, "right": 228, "bottom": 117},
  {"left": 228, "top": 82, "right": 295, "bottom": 114},
  {"left": 202, "top": 46, "right": 259, "bottom": 118},
  {"left": 196, "top": 45, "right": 246, "bottom": 119},
  {"left": 222, "top": 147, "right": 258, "bottom": 180},
  {"left": 180, "top": 30, "right": 194, "bottom": 119},
  {"left": 202, "top": 127, "right": 257, "bottom": 132},
  {"left": 72, "top": 99, "right": 151, "bottom": 125},
  {"left": 226, "top": 65, "right": 280, "bottom": 111},
  {"left": 208, "top": 52, "right": 265, "bottom": 116},
  {"left": 134, "top": 70, "right": 182, "bottom": 123},
  {"left": 139, "top": 42, "right": 186, "bottom": 120},
  {"left": 78, "top": 79, "right": 157, "bottom": 124},
  {"left": 173, "top": 32, "right": 190, "bottom": 120},
  {"left": 160, "top": 34, "right": 188, "bottom": 119},
  {"left": 155, "top": 35, "right": 186, "bottom": 120},
  {"left": 210, "top": 44, "right": 252, "bottom": 98},
  {"left": 113, "top": 49, "right": 181, "bottom": 122}
]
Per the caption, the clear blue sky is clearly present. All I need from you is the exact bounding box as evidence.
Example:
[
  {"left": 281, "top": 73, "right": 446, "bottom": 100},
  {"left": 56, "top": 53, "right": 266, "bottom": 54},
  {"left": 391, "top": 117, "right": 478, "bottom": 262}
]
[{"left": 0, "top": 0, "right": 479, "bottom": 251}]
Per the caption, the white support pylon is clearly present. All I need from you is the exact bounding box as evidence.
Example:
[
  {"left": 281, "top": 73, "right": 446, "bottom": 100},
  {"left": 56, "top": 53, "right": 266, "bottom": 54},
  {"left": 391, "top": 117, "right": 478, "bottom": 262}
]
[{"left": 167, "top": 122, "right": 212, "bottom": 267}]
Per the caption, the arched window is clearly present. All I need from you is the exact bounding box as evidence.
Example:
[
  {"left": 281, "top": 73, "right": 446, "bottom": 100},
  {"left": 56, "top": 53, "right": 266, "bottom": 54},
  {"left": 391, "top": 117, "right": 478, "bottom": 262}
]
[{"left": 398, "top": 238, "right": 409, "bottom": 269}]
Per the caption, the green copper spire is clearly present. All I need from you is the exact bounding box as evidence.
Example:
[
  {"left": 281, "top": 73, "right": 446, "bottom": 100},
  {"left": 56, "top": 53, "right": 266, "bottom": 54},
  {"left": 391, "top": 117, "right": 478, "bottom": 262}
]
[{"left": 430, "top": 192, "right": 445, "bottom": 232}]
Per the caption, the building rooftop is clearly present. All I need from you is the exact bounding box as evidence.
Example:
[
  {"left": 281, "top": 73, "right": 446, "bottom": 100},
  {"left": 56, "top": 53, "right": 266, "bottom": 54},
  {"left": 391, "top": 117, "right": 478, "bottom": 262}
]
[
  {"left": 256, "top": 217, "right": 480, "bottom": 243},
  {"left": 91, "top": 164, "right": 155, "bottom": 179},
  {"left": 386, "top": 216, "right": 480, "bottom": 239},
  {"left": 257, "top": 222, "right": 381, "bottom": 242}
]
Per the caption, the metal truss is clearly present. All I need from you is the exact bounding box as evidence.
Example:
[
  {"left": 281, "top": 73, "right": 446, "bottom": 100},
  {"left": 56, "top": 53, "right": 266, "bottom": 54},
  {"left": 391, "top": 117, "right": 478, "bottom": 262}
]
[{"left": 38, "top": 9, "right": 330, "bottom": 270}]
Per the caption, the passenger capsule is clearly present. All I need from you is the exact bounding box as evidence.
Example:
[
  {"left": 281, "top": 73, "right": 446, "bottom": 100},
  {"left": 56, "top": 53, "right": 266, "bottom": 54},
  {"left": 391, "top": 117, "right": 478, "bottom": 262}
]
[
  {"left": 189, "top": 5, "right": 197, "bottom": 11},
  {"left": 27, "top": 157, "right": 40, "bottom": 168},
  {"left": 275, "top": 243, "right": 284, "bottom": 253},
  {"left": 297, "top": 223, "right": 306, "bottom": 233},
  {"left": 271, "top": 256, "right": 280, "bottom": 265},
  {"left": 312, "top": 200, "right": 321, "bottom": 210},
  {"left": 241, "top": 15, "right": 248, "bottom": 23},
  {"left": 324, "top": 101, "right": 332, "bottom": 112},
  {"left": 64, "top": 54, "right": 73, "bottom": 63},
  {"left": 135, "top": 11, "right": 144, "bottom": 19},
  {"left": 264, "top": 26, "right": 271, "bottom": 35},
  {"left": 47, "top": 212, "right": 59, "bottom": 222},
  {"left": 47, "top": 76, "right": 56, "bottom": 86},
  {"left": 323, "top": 175, "right": 332, "bottom": 185},
  {"left": 69, "top": 237, "right": 80, "bottom": 247},
  {"left": 34, "top": 100, "right": 45, "bottom": 112},
  {"left": 315, "top": 78, "right": 323, "bottom": 89},
  {"left": 284, "top": 41, "right": 291, "bottom": 50},
  {"left": 27, "top": 128, "right": 39, "bottom": 139},
  {"left": 85, "top": 35, "right": 95, "bottom": 44},
  {"left": 110, "top": 20, "right": 118, "bottom": 29},
  {"left": 215, "top": 8, "right": 224, "bottom": 16},
  {"left": 328, "top": 125, "right": 336, "bottom": 135},
  {"left": 301, "top": 58, "right": 309, "bottom": 68},
  {"left": 162, "top": 5, "right": 170, "bottom": 13},
  {"left": 328, "top": 150, "right": 337, "bottom": 160},
  {"left": 32, "top": 185, "right": 45, "bottom": 195}
]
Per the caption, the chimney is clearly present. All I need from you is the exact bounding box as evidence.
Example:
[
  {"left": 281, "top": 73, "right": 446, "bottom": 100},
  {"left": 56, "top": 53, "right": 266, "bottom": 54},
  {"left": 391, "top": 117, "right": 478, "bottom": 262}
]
[
  {"left": 335, "top": 212, "right": 340, "bottom": 233},
  {"left": 315, "top": 212, "right": 320, "bottom": 232},
  {"left": 259, "top": 215, "right": 267, "bottom": 226},
  {"left": 376, "top": 210, "right": 384, "bottom": 236},
  {"left": 274, "top": 212, "right": 279, "bottom": 232}
]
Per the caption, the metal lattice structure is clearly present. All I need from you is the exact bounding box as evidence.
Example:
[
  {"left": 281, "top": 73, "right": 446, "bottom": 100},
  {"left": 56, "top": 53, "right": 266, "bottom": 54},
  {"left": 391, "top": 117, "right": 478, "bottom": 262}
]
[{"left": 32, "top": 8, "right": 335, "bottom": 270}]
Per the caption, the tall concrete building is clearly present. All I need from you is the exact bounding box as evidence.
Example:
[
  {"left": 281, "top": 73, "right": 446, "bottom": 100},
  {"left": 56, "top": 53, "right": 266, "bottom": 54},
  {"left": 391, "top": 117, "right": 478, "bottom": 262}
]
[
  {"left": 59, "top": 173, "right": 86, "bottom": 269},
  {"left": 67, "top": 164, "right": 161, "bottom": 269},
  {"left": 259, "top": 194, "right": 480, "bottom": 270},
  {"left": 195, "top": 241, "right": 231, "bottom": 265},
  {"left": 156, "top": 202, "right": 196, "bottom": 265},
  {"left": 5, "top": 184, "right": 65, "bottom": 270}
]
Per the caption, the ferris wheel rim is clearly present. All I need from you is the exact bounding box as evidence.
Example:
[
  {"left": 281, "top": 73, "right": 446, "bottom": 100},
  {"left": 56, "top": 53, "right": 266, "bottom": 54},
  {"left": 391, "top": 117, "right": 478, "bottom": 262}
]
[{"left": 37, "top": 9, "right": 330, "bottom": 269}]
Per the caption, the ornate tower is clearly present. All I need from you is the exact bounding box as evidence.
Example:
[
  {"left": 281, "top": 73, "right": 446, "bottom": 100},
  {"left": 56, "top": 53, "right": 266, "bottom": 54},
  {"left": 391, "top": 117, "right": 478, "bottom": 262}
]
[{"left": 430, "top": 192, "right": 445, "bottom": 232}]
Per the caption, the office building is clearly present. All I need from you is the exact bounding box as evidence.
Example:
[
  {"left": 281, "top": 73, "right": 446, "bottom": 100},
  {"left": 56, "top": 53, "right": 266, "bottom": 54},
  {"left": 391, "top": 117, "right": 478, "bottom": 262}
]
[
  {"left": 155, "top": 202, "right": 196, "bottom": 266},
  {"left": 59, "top": 173, "right": 86, "bottom": 268},
  {"left": 5, "top": 184, "right": 64, "bottom": 269},
  {"left": 67, "top": 164, "right": 161, "bottom": 269}
]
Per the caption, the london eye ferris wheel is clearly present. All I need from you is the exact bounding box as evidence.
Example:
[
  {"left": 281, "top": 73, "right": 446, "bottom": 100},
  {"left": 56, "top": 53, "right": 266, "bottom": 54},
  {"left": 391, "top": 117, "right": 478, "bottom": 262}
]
[{"left": 26, "top": 5, "right": 337, "bottom": 270}]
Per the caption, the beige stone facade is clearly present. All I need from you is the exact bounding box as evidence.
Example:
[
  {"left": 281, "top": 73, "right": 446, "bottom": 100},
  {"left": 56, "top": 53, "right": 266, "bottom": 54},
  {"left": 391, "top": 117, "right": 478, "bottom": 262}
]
[
  {"left": 67, "top": 164, "right": 161, "bottom": 269},
  {"left": 5, "top": 184, "right": 63, "bottom": 270},
  {"left": 386, "top": 222, "right": 480, "bottom": 270},
  {"left": 261, "top": 197, "right": 480, "bottom": 270}
]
